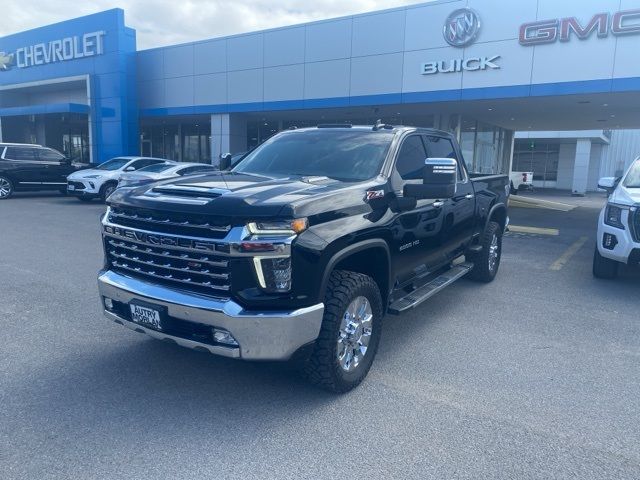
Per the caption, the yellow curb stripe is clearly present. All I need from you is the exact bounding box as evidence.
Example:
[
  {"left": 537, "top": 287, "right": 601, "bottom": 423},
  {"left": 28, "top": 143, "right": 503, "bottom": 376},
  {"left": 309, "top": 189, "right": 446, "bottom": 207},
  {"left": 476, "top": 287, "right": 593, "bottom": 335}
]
[
  {"left": 550, "top": 236, "right": 589, "bottom": 271},
  {"left": 509, "top": 225, "right": 560, "bottom": 236}
]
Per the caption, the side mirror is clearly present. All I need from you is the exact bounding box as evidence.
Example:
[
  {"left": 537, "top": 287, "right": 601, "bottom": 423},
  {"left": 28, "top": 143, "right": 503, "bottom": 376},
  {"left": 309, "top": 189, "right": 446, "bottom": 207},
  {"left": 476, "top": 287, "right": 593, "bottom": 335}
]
[
  {"left": 124, "top": 166, "right": 135, "bottom": 172},
  {"left": 598, "top": 176, "right": 619, "bottom": 195},
  {"left": 404, "top": 158, "right": 457, "bottom": 200},
  {"left": 219, "top": 153, "right": 232, "bottom": 170}
]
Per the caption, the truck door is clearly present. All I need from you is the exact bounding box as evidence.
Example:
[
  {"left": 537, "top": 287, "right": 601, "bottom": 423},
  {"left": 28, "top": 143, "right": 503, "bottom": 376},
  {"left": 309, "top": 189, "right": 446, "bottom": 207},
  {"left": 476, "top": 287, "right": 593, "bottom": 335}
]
[
  {"left": 424, "top": 135, "right": 476, "bottom": 261},
  {"left": 390, "top": 134, "right": 451, "bottom": 285}
]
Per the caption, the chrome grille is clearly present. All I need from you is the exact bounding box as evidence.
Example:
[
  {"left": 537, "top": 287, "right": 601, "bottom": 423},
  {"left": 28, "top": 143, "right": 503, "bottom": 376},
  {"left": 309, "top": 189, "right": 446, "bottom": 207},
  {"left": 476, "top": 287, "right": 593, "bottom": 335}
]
[
  {"left": 105, "top": 236, "right": 231, "bottom": 295},
  {"left": 108, "top": 206, "right": 231, "bottom": 239},
  {"left": 632, "top": 208, "right": 640, "bottom": 242}
]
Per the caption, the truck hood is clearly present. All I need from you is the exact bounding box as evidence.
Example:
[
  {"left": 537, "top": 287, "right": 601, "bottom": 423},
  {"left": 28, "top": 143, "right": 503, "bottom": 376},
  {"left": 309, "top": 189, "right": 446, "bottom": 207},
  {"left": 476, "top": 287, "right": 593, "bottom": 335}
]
[
  {"left": 611, "top": 185, "right": 640, "bottom": 206},
  {"left": 107, "top": 171, "right": 379, "bottom": 219}
]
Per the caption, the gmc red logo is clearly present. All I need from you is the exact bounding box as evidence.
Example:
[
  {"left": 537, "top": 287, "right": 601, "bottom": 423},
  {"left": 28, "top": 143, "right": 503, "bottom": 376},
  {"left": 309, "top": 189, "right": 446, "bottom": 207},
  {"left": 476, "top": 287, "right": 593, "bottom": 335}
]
[{"left": 520, "top": 9, "right": 640, "bottom": 45}]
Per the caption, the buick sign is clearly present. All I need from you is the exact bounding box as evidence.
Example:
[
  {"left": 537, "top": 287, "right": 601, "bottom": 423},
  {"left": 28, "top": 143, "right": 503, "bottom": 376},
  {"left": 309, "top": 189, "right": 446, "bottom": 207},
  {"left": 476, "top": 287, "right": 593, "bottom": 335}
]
[{"left": 444, "top": 8, "right": 481, "bottom": 47}]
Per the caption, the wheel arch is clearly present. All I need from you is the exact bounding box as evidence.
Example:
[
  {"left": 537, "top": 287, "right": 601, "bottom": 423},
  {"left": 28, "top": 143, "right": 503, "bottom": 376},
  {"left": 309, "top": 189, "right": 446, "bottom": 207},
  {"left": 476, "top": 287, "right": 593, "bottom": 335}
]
[
  {"left": 320, "top": 239, "right": 392, "bottom": 306},
  {"left": 486, "top": 203, "right": 507, "bottom": 233}
]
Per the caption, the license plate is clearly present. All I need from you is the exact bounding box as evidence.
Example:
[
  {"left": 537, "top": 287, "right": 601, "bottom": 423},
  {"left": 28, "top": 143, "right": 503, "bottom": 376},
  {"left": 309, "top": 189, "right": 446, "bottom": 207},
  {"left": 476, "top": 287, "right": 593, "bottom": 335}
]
[
  {"left": 130, "top": 304, "right": 162, "bottom": 330},
  {"left": 67, "top": 185, "right": 75, "bottom": 191}
]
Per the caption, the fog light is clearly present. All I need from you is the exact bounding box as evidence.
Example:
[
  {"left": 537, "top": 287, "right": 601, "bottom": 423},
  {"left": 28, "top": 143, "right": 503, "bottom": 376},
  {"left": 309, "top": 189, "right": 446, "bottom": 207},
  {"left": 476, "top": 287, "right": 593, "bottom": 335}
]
[
  {"left": 603, "top": 233, "right": 618, "bottom": 250},
  {"left": 104, "top": 297, "right": 114, "bottom": 310},
  {"left": 212, "top": 328, "right": 238, "bottom": 346}
]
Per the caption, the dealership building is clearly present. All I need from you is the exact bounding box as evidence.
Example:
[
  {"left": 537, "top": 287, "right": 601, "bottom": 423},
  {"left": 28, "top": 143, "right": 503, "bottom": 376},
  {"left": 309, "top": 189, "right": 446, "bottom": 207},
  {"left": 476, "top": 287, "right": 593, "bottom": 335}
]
[{"left": 1, "top": 1, "right": 640, "bottom": 194}]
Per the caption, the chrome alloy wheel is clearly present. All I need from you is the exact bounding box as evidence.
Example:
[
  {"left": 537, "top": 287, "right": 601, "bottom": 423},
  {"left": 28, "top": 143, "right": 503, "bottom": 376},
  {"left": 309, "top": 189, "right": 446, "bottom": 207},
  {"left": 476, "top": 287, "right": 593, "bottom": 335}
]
[
  {"left": 336, "top": 296, "right": 373, "bottom": 372},
  {"left": 488, "top": 233, "right": 499, "bottom": 272},
  {"left": 0, "top": 177, "right": 11, "bottom": 199}
]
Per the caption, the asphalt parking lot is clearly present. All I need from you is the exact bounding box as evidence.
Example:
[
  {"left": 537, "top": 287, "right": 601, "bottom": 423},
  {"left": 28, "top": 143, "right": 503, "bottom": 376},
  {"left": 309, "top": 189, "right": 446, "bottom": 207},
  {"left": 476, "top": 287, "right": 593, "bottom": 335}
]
[{"left": 1, "top": 192, "right": 639, "bottom": 479}]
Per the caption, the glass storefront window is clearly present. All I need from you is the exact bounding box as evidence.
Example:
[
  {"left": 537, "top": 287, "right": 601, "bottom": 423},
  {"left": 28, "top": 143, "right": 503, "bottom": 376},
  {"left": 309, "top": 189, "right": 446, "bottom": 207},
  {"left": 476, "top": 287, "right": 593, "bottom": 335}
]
[
  {"left": 140, "top": 121, "right": 211, "bottom": 163},
  {"left": 513, "top": 141, "right": 560, "bottom": 183}
]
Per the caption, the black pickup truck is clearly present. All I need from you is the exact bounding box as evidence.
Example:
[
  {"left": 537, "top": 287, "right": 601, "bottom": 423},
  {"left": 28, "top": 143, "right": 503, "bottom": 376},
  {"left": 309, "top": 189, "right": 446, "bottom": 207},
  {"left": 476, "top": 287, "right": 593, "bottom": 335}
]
[{"left": 98, "top": 124, "right": 509, "bottom": 392}]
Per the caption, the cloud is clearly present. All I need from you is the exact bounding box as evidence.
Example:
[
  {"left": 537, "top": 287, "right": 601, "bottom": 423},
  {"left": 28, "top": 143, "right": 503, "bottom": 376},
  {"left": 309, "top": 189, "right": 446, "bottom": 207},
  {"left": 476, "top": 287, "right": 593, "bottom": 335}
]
[{"left": 0, "top": 0, "right": 423, "bottom": 49}]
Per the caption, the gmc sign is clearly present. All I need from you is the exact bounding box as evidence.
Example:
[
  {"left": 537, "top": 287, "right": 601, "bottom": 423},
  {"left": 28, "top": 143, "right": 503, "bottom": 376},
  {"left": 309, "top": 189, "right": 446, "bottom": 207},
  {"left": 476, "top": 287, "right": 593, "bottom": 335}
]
[{"left": 520, "top": 9, "right": 640, "bottom": 45}]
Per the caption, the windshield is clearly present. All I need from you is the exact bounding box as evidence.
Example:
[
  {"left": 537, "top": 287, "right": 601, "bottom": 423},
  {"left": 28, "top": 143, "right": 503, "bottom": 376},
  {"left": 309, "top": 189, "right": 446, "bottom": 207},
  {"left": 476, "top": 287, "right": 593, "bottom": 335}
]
[
  {"left": 137, "top": 163, "right": 174, "bottom": 173},
  {"left": 95, "top": 158, "right": 130, "bottom": 171},
  {"left": 233, "top": 130, "right": 394, "bottom": 181},
  {"left": 623, "top": 160, "right": 640, "bottom": 188}
]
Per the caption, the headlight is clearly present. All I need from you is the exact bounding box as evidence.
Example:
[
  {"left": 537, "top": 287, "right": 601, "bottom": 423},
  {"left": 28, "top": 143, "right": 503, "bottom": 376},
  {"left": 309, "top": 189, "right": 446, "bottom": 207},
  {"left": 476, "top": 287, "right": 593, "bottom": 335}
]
[
  {"left": 83, "top": 174, "right": 102, "bottom": 179},
  {"left": 247, "top": 218, "right": 308, "bottom": 235},
  {"left": 253, "top": 257, "right": 292, "bottom": 293},
  {"left": 604, "top": 204, "right": 627, "bottom": 229}
]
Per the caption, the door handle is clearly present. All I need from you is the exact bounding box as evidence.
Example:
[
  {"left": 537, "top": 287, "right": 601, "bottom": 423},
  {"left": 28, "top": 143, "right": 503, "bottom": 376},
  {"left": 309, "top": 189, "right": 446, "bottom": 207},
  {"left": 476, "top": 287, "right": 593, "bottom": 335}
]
[{"left": 433, "top": 200, "right": 445, "bottom": 208}]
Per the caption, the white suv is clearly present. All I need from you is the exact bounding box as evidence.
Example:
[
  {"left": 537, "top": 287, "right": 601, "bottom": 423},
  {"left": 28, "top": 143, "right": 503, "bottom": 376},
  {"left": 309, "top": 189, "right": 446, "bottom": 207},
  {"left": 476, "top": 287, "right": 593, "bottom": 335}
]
[
  {"left": 66, "top": 157, "right": 168, "bottom": 202},
  {"left": 593, "top": 158, "right": 640, "bottom": 278}
]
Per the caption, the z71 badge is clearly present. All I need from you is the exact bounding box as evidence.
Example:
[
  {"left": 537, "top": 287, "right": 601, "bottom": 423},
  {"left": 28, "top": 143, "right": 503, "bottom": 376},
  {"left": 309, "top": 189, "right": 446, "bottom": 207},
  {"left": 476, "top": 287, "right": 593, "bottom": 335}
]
[{"left": 365, "top": 190, "right": 385, "bottom": 201}]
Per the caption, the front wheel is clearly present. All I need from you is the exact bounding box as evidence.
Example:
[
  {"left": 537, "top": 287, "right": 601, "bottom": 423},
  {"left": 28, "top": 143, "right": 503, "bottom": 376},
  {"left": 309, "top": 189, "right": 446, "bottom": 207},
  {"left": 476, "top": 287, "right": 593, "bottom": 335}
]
[
  {"left": 467, "top": 221, "right": 503, "bottom": 283},
  {"left": 0, "top": 176, "right": 13, "bottom": 199},
  {"left": 303, "top": 270, "right": 383, "bottom": 393},
  {"left": 100, "top": 182, "right": 117, "bottom": 203},
  {"left": 592, "top": 247, "right": 619, "bottom": 279}
]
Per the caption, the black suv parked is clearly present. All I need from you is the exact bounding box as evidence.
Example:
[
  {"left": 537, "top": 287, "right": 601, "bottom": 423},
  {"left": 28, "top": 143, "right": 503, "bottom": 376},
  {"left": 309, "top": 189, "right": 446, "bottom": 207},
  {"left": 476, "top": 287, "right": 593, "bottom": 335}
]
[{"left": 0, "top": 143, "right": 86, "bottom": 199}]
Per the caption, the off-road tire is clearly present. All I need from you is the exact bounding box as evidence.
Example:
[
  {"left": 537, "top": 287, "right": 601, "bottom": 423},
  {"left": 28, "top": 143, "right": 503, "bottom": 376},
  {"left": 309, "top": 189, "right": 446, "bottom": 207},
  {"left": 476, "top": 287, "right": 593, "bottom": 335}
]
[
  {"left": 592, "top": 247, "right": 619, "bottom": 279},
  {"left": 467, "top": 221, "right": 502, "bottom": 283},
  {"left": 303, "top": 270, "right": 383, "bottom": 393}
]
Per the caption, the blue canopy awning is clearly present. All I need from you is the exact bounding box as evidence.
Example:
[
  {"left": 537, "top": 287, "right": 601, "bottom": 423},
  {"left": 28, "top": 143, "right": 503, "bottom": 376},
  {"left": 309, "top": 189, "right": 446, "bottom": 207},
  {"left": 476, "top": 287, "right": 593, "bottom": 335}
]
[{"left": 0, "top": 103, "right": 90, "bottom": 117}]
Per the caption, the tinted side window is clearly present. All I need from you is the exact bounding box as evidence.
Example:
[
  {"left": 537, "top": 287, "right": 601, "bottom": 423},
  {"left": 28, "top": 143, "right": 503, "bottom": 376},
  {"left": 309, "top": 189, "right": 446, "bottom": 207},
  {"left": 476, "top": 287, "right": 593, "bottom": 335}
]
[
  {"left": 38, "top": 148, "right": 65, "bottom": 161},
  {"left": 396, "top": 135, "right": 427, "bottom": 180},
  {"left": 129, "top": 159, "right": 164, "bottom": 170},
  {"left": 425, "top": 136, "right": 464, "bottom": 180},
  {"left": 5, "top": 147, "right": 38, "bottom": 161}
]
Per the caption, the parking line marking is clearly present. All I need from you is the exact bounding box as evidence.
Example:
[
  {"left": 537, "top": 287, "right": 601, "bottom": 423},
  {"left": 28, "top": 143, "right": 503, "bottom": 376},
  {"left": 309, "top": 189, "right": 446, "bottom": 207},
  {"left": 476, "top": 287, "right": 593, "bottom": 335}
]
[
  {"left": 509, "top": 198, "right": 576, "bottom": 212},
  {"left": 509, "top": 225, "right": 560, "bottom": 236},
  {"left": 550, "top": 236, "right": 589, "bottom": 271}
]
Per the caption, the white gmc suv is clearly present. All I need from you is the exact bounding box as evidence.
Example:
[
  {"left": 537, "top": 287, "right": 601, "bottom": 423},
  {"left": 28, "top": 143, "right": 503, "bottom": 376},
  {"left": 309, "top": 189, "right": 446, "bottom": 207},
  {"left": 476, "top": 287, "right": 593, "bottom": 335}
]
[{"left": 593, "top": 157, "right": 640, "bottom": 279}]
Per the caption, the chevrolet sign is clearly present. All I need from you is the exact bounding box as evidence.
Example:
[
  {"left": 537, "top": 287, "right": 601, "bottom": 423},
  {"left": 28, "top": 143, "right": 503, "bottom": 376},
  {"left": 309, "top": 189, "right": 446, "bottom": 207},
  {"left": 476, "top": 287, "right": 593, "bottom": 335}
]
[{"left": 2, "top": 31, "right": 106, "bottom": 70}]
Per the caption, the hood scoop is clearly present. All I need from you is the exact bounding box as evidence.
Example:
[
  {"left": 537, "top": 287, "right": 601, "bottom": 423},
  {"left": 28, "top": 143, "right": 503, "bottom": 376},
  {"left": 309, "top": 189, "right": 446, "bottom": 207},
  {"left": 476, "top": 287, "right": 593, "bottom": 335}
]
[{"left": 143, "top": 184, "right": 230, "bottom": 205}]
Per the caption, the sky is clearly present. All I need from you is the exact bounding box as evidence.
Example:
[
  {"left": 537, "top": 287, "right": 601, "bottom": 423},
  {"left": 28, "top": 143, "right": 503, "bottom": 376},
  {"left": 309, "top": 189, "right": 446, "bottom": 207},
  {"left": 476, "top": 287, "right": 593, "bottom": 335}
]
[{"left": 1, "top": 0, "right": 424, "bottom": 50}]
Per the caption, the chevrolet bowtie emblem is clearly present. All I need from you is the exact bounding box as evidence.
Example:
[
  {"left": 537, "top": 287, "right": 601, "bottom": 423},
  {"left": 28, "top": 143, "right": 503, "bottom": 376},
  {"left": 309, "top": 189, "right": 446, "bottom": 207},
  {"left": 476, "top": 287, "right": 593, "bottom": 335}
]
[{"left": 0, "top": 52, "right": 15, "bottom": 71}]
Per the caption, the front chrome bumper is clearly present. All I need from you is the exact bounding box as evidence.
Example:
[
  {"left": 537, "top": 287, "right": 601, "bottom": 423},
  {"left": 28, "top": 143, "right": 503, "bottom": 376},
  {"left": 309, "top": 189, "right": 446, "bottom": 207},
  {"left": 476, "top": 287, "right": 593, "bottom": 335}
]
[{"left": 98, "top": 270, "right": 324, "bottom": 361}]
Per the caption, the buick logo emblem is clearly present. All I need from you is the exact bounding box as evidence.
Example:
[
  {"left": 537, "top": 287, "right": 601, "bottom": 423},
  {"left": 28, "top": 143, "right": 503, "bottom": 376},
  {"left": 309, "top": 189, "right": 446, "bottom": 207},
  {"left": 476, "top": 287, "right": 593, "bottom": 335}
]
[{"left": 443, "top": 8, "right": 481, "bottom": 47}]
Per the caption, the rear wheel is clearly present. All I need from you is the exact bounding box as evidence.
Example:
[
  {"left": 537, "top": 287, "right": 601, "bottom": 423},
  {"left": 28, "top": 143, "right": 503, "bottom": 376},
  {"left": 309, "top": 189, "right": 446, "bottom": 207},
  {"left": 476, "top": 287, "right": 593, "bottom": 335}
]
[
  {"left": 303, "top": 270, "right": 383, "bottom": 393},
  {"left": 0, "top": 176, "right": 13, "bottom": 199},
  {"left": 592, "top": 247, "right": 619, "bottom": 279},
  {"left": 467, "top": 221, "right": 503, "bottom": 283}
]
